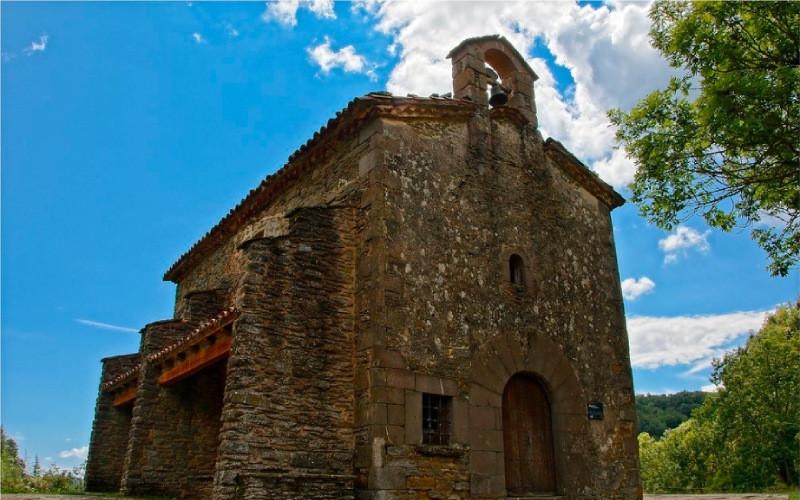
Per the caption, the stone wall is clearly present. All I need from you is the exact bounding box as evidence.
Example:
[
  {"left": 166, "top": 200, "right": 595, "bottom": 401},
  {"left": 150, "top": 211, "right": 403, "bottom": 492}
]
[
  {"left": 213, "top": 206, "right": 357, "bottom": 499},
  {"left": 121, "top": 319, "right": 200, "bottom": 497},
  {"left": 182, "top": 288, "right": 230, "bottom": 322},
  {"left": 172, "top": 121, "right": 373, "bottom": 316},
  {"left": 85, "top": 353, "right": 139, "bottom": 492},
  {"left": 352, "top": 108, "right": 639, "bottom": 498}
]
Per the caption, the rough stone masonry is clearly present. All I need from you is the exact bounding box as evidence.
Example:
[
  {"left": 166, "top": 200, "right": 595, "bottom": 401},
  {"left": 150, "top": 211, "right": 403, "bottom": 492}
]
[{"left": 85, "top": 35, "right": 642, "bottom": 499}]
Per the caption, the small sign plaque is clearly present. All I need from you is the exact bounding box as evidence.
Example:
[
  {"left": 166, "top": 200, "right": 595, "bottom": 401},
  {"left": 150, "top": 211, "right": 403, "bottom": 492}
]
[{"left": 588, "top": 402, "right": 604, "bottom": 420}]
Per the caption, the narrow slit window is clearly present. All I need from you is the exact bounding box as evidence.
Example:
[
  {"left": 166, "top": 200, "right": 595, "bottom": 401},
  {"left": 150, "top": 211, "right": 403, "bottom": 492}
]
[
  {"left": 509, "top": 254, "right": 525, "bottom": 285},
  {"left": 422, "top": 393, "right": 452, "bottom": 445}
]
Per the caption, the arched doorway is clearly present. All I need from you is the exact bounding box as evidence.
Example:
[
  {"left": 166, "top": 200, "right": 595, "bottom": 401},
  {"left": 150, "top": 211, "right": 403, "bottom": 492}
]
[{"left": 502, "top": 373, "right": 556, "bottom": 495}]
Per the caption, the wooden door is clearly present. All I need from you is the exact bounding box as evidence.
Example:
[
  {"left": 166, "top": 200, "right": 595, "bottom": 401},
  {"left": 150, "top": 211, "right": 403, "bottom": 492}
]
[{"left": 502, "top": 374, "right": 556, "bottom": 495}]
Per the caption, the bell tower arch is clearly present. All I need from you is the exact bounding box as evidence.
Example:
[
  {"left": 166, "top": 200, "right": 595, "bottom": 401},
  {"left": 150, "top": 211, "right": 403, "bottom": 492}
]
[{"left": 447, "top": 35, "right": 539, "bottom": 126}]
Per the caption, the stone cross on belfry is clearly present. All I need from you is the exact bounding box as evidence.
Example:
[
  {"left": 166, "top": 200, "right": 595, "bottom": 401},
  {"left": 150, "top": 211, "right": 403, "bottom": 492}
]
[{"left": 447, "top": 35, "right": 539, "bottom": 127}]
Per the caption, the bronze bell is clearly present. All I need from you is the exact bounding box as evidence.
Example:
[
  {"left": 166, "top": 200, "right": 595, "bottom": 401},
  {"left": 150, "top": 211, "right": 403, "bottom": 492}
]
[{"left": 489, "top": 83, "right": 508, "bottom": 107}]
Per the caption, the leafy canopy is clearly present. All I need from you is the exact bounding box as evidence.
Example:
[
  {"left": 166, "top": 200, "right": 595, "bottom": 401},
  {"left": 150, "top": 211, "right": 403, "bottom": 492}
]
[
  {"left": 1, "top": 428, "right": 86, "bottom": 494},
  {"left": 638, "top": 303, "right": 799, "bottom": 492},
  {"left": 706, "top": 303, "right": 800, "bottom": 488},
  {"left": 610, "top": 1, "right": 800, "bottom": 276},
  {"left": 1, "top": 428, "right": 26, "bottom": 492},
  {"left": 635, "top": 391, "right": 706, "bottom": 438}
]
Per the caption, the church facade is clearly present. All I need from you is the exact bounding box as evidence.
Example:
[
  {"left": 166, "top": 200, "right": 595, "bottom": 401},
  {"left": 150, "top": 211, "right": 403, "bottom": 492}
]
[{"left": 85, "top": 36, "right": 641, "bottom": 499}]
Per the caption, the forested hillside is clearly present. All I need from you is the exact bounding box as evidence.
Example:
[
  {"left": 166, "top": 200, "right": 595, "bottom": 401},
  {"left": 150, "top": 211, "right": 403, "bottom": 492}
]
[{"left": 636, "top": 391, "right": 707, "bottom": 438}]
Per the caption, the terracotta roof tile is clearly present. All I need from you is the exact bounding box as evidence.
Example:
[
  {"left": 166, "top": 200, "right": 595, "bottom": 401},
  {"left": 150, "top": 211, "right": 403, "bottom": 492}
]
[{"left": 148, "top": 306, "right": 238, "bottom": 365}]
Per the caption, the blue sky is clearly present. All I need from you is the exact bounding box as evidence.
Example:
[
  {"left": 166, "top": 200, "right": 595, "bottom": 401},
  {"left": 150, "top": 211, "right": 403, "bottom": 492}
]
[{"left": 2, "top": 1, "right": 796, "bottom": 471}]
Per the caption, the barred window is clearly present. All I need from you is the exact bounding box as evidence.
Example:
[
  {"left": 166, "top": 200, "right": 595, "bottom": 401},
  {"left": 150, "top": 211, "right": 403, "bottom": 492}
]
[{"left": 422, "top": 393, "right": 452, "bottom": 445}]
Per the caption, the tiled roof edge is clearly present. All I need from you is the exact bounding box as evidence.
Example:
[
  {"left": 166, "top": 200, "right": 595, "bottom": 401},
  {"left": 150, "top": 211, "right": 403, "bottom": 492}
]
[{"left": 148, "top": 307, "right": 238, "bottom": 365}]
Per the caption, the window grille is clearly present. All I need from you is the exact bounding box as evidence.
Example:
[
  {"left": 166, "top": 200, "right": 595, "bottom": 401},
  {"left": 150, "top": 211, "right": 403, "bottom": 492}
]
[{"left": 422, "top": 393, "right": 452, "bottom": 445}]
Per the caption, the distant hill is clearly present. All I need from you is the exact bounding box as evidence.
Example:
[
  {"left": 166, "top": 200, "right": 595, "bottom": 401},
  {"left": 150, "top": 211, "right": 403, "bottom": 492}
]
[{"left": 635, "top": 391, "right": 708, "bottom": 438}]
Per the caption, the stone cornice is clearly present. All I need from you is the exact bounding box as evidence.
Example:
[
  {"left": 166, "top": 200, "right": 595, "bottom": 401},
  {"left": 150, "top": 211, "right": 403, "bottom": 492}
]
[{"left": 544, "top": 138, "right": 625, "bottom": 210}]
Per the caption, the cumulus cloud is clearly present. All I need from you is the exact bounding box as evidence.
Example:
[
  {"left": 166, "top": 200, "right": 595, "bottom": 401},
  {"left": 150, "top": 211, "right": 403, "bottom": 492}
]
[
  {"left": 592, "top": 147, "right": 637, "bottom": 189},
  {"left": 24, "top": 34, "right": 48, "bottom": 54},
  {"left": 627, "top": 309, "right": 769, "bottom": 369},
  {"left": 658, "top": 226, "right": 711, "bottom": 264},
  {"left": 355, "top": 0, "right": 679, "bottom": 187},
  {"left": 59, "top": 446, "right": 89, "bottom": 460},
  {"left": 75, "top": 319, "right": 138, "bottom": 333},
  {"left": 226, "top": 23, "right": 240, "bottom": 38},
  {"left": 307, "top": 37, "right": 376, "bottom": 80},
  {"left": 262, "top": 0, "right": 335, "bottom": 26},
  {"left": 191, "top": 32, "right": 205, "bottom": 44},
  {"left": 621, "top": 276, "right": 655, "bottom": 300}
]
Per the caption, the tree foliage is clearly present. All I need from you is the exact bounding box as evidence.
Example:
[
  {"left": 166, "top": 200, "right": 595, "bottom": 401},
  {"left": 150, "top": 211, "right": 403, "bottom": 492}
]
[
  {"left": 0, "top": 428, "right": 85, "bottom": 494},
  {"left": 610, "top": 1, "right": 800, "bottom": 276},
  {"left": 706, "top": 303, "right": 800, "bottom": 488},
  {"left": 636, "top": 391, "right": 707, "bottom": 438},
  {"left": 638, "top": 303, "right": 800, "bottom": 492},
  {"left": 1, "top": 427, "right": 26, "bottom": 492},
  {"left": 639, "top": 419, "right": 716, "bottom": 493}
]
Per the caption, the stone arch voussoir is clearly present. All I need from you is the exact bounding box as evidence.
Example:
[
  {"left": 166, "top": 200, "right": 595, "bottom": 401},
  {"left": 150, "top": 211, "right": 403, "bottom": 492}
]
[{"left": 469, "top": 331, "right": 588, "bottom": 496}]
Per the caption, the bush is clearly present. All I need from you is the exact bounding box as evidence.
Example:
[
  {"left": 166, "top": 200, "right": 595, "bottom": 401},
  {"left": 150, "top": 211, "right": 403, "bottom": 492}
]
[{"left": 1, "top": 428, "right": 85, "bottom": 494}]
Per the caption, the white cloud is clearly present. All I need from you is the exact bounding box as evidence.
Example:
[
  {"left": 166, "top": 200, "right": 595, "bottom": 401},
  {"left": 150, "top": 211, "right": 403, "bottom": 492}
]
[
  {"left": 627, "top": 309, "right": 769, "bottom": 369},
  {"left": 701, "top": 383, "right": 721, "bottom": 393},
  {"left": 684, "top": 356, "right": 715, "bottom": 376},
  {"left": 75, "top": 319, "right": 138, "bottom": 333},
  {"left": 226, "top": 23, "right": 239, "bottom": 38},
  {"left": 262, "top": 0, "right": 335, "bottom": 26},
  {"left": 755, "top": 209, "right": 791, "bottom": 229},
  {"left": 191, "top": 32, "right": 205, "bottom": 44},
  {"left": 621, "top": 276, "right": 655, "bottom": 300},
  {"left": 25, "top": 34, "right": 48, "bottom": 54},
  {"left": 357, "top": 1, "right": 682, "bottom": 188},
  {"left": 307, "top": 37, "right": 376, "bottom": 80},
  {"left": 592, "top": 147, "right": 637, "bottom": 189},
  {"left": 59, "top": 446, "right": 88, "bottom": 460},
  {"left": 658, "top": 226, "right": 711, "bottom": 264}
]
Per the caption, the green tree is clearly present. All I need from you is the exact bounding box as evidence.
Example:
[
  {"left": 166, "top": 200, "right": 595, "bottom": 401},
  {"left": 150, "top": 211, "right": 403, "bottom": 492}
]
[
  {"left": 1, "top": 428, "right": 26, "bottom": 492},
  {"left": 610, "top": 1, "right": 800, "bottom": 276},
  {"left": 705, "top": 303, "right": 800, "bottom": 488},
  {"left": 636, "top": 391, "right": 707, "bottom": 438},
  {"left": 637, "top": 303, "right": 800, "bottom": 493},
  {"left": 31, "top": 455, "right": 41, "bottom": 477}
]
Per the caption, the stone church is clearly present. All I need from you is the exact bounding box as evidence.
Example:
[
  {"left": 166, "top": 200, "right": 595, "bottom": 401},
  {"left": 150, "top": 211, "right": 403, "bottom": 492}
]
[{"left": 85, "top": 36, "right": 641, "bottom": 499}]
